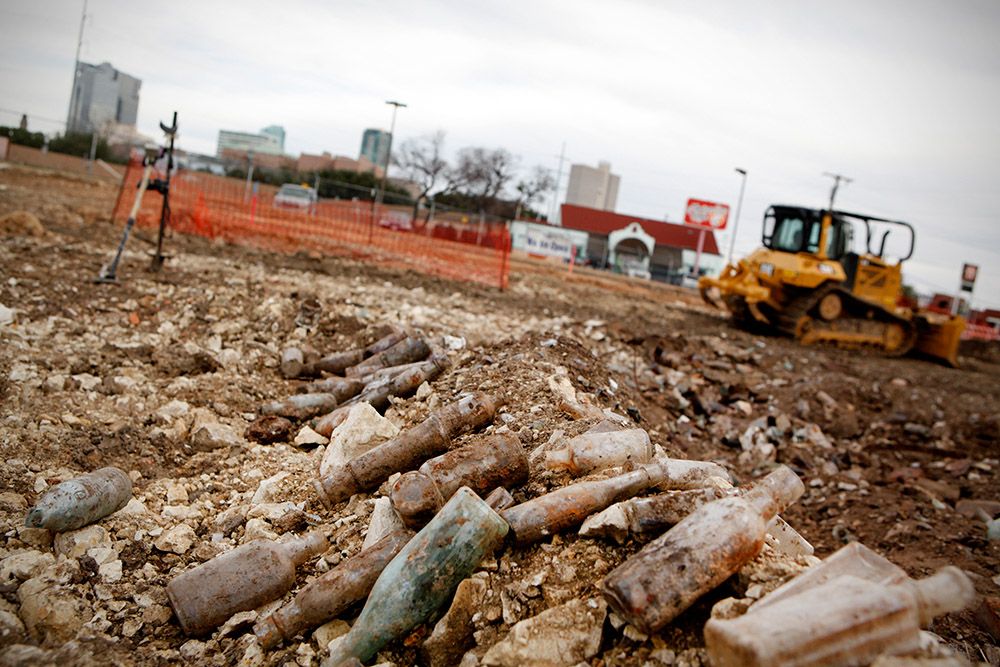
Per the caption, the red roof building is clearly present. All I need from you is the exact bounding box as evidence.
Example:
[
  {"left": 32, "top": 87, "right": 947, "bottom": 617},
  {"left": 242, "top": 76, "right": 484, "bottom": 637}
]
[{"left": 559, "top": 203, "right": 720, "bottom": 282}]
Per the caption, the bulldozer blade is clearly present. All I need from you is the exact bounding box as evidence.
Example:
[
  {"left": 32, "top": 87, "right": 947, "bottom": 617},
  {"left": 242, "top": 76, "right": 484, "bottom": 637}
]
[
  {"left": 913, "top": 313, "right": 964, "bottom": 368},
  {"left": 700, "top": 284, "right": 723, "bottom": 309}
]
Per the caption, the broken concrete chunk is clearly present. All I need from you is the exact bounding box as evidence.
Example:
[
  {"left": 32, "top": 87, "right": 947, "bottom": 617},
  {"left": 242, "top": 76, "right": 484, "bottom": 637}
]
[
  {"left": 319, "top": 403, "right": 400, "bottom": 479},
  {"left": 155, "top": 524, "right": 198, "bottom": 554},
  {"left": 361, "top": 497, "right": 407, "bottom": 550},
  {"left": 421, "top": 577, "right": 488, "bottom": 667},
  {"left": 480, "top": 598, "right": 607, "bottom": 667}
]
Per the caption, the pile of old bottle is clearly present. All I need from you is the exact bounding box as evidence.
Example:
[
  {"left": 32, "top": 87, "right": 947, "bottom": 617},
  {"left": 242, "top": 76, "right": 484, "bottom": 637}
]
[{"left": 265, "top": 327, "right": 447, "bottom": 436}]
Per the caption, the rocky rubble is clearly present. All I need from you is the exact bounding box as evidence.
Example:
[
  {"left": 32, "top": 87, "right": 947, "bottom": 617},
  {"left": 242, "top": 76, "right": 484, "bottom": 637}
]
[{"left": 1, "top": 165, "right": 999, "bottom": 665}]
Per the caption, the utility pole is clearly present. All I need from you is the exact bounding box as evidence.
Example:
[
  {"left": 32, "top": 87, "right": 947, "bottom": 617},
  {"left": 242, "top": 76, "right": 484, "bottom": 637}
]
[
  {"left": 823, "top": 172, "right": 852, "bottom": 211},
  {"left": 67, "top": 0, "right": 88, "bottom": 132},
  {"left": 375, "top": 101, "right": 406, "bottom": 210},
  {"left": 727, "top": 168, "right": 747, "bottom": 266},
  {"left": 548, "top": 142, "right": 566, "bottom": 225}
]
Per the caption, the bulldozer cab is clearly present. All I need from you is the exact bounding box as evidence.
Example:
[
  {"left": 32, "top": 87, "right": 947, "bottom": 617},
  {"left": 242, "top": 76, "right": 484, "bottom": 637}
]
[{"left": 761, "top": 206, "right": 854, "bottom": 260}]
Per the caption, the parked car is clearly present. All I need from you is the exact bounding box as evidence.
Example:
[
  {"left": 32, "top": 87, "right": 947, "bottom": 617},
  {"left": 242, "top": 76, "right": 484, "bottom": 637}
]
[{"left": 273, "top": 184, "right": 317, "bottom": 211}]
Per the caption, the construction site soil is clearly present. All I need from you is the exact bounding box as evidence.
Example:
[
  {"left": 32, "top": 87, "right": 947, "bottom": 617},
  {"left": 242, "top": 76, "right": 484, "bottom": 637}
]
[{"left": 1, "top": 163, "right": 998, "bottom": 666}]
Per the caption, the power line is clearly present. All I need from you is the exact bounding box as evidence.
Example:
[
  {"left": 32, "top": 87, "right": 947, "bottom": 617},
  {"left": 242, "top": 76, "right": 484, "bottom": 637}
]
[{"left": 0, "top": 108, "right": 67, "bottom": 128}]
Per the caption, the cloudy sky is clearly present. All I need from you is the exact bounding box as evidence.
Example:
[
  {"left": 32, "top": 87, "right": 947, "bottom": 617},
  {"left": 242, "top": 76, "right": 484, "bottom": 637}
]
[{"left": 3, "top": 0, "right": 999, "bottom": 307}]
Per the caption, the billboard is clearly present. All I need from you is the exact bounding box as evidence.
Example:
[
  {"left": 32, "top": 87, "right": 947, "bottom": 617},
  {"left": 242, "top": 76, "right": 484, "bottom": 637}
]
[
  {"left": 684, "top": 198, "right": 730, "bottom": 230},
  {"left": 961, "top": 263, "right": 978, "bottom": 292}
]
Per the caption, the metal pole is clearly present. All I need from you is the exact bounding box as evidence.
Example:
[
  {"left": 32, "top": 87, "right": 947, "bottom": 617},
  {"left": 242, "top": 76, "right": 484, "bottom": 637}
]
[
  {"left": 67, "top": 0, "right": 87, "bottom": 132},
  {"left": 87, "top": 131, "right": 98, "bottom": 174},
  {"left": 549, "top": 142, "right": 566, "bottom": 224},
  {"left": 727, "top": 168, "right": 747, "bottom": 266},
  {"left": 823, "top": 171, "right": 852, "bottom": 211},
  {"left": 244, "top": 150, "right": 254, "bottom": 202},
  {"left": 693, "top": 228, "right": 706, "bottom": 278},
  {"left": 375, "top": 100, "right": 406, "bottom": 211}
]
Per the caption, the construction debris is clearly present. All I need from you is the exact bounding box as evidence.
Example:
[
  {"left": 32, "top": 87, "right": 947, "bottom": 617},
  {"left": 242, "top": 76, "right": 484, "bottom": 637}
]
[{"left": 1, "top": 163, "right": 997, "bottom": 666}]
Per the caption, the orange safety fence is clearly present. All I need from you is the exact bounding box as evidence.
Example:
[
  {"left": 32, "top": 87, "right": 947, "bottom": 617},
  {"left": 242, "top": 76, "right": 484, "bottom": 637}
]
[
  {"left": 111, "top": 160, "right": 511, "bottom": 289},
  {"left": 962, "top": 322, "right": 999, "bottom": 342}
]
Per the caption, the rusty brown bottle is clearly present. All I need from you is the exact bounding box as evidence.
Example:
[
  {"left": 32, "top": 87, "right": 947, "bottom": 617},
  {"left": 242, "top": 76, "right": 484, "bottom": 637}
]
[
  {"left": 312, "top": 354, "right": 450, "bottom": 437},
  {"left": 601, "top": 465, "right": 805, "bottom": 633},
  {"left": 254, "top": 529, "right": 414, "bottom": 649},
  {"left": 344, "top": 337, "right": 431, "bottom": 377},
  {"left": 390, "top": 432, "right": 529, "bottom": 528},
  {"left": 500, "top": 461, "right": 679, "bottom": 546},
  {"left": 298, "top": 376, "right": 366, "bottom": 401},
  {"left": 304, "top": 330, "right": 408, "bottom": 376},
  {"left": 166, "top": 531, "right": 328, "bottom": 636},
  {"left": 313, "top": 392, "right": 504, "bottom": 508},
  {"left": 261, "top": 393, "right": 341, "bottom": 419}
]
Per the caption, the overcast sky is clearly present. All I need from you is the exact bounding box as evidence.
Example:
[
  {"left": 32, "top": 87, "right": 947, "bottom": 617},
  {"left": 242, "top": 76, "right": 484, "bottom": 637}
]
[{"left": 3, "top": 0, "right": 999, "bottom": 307}]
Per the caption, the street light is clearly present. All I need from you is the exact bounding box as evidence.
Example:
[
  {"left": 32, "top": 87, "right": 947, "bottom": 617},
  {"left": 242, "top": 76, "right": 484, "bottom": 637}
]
[
  {"left": 727, "top": 168, "right": 748, "bottom": 266},
  {"left": 375, "top": 100, "right": 407, "bottom": 210}
]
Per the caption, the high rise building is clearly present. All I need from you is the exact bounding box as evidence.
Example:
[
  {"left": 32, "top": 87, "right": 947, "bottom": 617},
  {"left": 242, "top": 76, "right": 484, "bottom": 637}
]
[
  {"left": 565, "top": 161, "right": 620, "bottom": 212},
  {"left": 260, "top": 125, "right": 286, "bottom": 153},
  {"left": 217, "top": 127, "right": 284, "bottom": 157},
  {"left": 66, "top": 61, "right": 141, "bottom": 135},
  {"left": 360, "top": 128, "right": 390, "bottom": 167}
]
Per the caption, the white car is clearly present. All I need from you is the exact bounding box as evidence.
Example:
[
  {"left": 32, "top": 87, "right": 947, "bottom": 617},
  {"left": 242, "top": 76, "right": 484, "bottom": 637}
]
[{"left": 273, "top": 184, "right": 317, "bottom": 211}]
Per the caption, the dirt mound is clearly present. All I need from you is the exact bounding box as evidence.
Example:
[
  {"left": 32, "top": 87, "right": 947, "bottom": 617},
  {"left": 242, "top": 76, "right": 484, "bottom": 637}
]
[{"left": 0, "top": 210, "right": 47, "bottom": 237}]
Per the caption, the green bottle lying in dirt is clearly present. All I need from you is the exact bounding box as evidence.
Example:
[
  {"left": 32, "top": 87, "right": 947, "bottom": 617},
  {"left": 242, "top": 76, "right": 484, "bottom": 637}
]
[
  {"left": 322, "top": 487, "right": 508, "bottom": 666},
  {"left": 25, "top": 466, "right": 133, "bottom": 532}
]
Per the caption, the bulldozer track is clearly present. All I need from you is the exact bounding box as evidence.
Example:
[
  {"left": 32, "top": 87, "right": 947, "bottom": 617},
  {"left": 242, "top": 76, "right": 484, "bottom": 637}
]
[{"left": 774, "top": 285, "right": 917, "bottom": 356}]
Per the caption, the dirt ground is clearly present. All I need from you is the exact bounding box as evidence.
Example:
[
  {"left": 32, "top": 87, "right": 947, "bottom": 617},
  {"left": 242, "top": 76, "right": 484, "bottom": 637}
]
[{"left": 1, "top": 163, "right": 998, "bottom": 666}]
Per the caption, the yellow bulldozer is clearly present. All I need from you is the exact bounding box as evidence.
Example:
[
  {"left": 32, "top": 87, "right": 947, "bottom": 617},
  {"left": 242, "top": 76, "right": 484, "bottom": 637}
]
[{"left": 698, "top": 205, "right": 965, "bottom": 366}]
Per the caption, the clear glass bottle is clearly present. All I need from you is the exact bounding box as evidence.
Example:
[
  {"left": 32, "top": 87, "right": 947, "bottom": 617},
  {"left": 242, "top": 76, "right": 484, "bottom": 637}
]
[
  {"left": 704, "top": 567, "right": 975, "bottom": 667},
  {"left": 544, "top": 428, "right": 653, "bottom": 475}
]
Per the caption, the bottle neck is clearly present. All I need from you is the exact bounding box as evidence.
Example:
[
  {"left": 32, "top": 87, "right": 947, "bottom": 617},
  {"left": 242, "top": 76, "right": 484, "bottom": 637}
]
[
  {"left": 280, "top": 531, "right": 329, "bottom": 566},
  {"left": 908, "top": 566, "right": 975, "bottom": 625},
  {"left": 743, "top": 466, "right": 804, "bottom": 520}
]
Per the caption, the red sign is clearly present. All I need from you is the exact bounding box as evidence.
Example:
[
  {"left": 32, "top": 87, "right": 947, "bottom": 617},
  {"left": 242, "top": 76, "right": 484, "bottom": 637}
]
[
  {"left": 684, "top": 198, "right": 730, "bottom": 230},
  {"left": 961, "top": 263, "right": 978, "bottom": 292}
]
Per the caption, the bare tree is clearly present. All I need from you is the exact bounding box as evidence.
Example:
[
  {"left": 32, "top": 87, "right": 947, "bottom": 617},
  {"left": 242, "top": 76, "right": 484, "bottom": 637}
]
[
  {"left": 447, "top": 147, "right": 518, "bottom": 215},
  {"left": 514, "top": 166, "right": 556, "bottom": 220},
  {"left": 393, "top": 131, "right": 448, "bottom": 222}
]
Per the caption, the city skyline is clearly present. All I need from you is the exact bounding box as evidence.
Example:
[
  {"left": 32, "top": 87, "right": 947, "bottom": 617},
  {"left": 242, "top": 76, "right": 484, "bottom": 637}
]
[{"left": 1, "top": 1, "right": 998, "bottom": 306}]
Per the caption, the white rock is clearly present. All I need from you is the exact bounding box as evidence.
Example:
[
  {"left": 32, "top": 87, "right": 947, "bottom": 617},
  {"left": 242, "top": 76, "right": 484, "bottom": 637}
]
[
  {"left": 313, "top": 618, "right": 350, "bottom": 648},
  {"left": 72, "top": 373, "right": 101, "bottom": 390},
  {"left": 246, "top": 501, "right": 300, "bottom": 521},
  {"left": 191, "top": 421, "right": 243, "bottom": 451},
  {"left": 85, "top": 547, "right": 118, "bottom": 565},
  {"left": 578, "top": 503, "right": 630, "bottom": 544},
  {"left": 164, "top": 481, "right": 189, "bottom": 504},
  {"left": 362, "top": 497, "right": 406, "bottom": 550},
  {"left": 0, "top": 551, "right": 56, "bottom": 582},
  {"left": 19, "top": 586, "right": 90, "bottom": 645},
  {"left": 415, "top": 382, "right": 433, "bottom": 399},
  {"left": 243, "top": 518, "right": 279, "bottom": 542},
  {"left": 443, "top": 334, "right": 466, "bottom": 350},
  {"left": 294, "top": 425, "right": 329, "bottom": 447},
  {"left": 0, "top": 304, "right": 14, "bottom": 326},
  {"left": 98, "top": 560, "right": 123, "bottom": 583},
  {"left": 154, "top": 524, "right": 196, "bottom": 554},
  {"left": 53, "top": 525, "right": 111, "bottom": 559},
  {"left": 162, "top": 505, "right": 203, "bottom": 521},
  {"left": 320, "top": 403, "right": 400, "bottom": 478},
  {"left": 155, "top": 399, "right": 190, "bottom": 424},
  {"left": 114, "top": 497, "right": 148, "bottom": 517},
  {"left": 481, "top": 597, "right": 607, "bottom": 666},
  {"left": 251, "top": 472, "right": 290, "bottom": 505}
]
